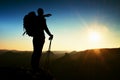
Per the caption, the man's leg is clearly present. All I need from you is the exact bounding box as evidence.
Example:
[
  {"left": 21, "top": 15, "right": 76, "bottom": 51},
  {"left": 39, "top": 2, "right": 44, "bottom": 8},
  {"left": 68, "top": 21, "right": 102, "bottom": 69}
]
[{"left": 31, "top": 38, "right": 45, "bottom": 71}]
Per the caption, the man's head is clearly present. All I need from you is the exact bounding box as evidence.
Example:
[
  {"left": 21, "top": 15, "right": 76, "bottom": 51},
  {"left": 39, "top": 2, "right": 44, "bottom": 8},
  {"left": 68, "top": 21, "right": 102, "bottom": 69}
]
[{"left": 37, "top": 8, "right": 44, "bottom": 16}]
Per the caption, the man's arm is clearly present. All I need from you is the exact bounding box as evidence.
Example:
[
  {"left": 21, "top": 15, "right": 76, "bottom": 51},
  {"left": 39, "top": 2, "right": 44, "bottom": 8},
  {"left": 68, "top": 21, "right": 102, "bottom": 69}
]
[{"left": 44, "top": 24, "right": 53, "bottom": 40}]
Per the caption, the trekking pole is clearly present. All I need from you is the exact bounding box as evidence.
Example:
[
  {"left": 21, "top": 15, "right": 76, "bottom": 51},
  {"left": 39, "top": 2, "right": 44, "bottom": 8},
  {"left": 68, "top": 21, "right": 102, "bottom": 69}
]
[
  {"left": 48, "top": 39, "right": 52, "bottom": 52},
  {"left": 44, "top": 39, "right": 52, "bottom": 70}
]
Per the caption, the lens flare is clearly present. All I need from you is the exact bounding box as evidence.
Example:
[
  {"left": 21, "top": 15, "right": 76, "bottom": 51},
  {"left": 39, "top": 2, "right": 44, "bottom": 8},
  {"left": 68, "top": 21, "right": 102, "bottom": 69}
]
[{"left": 89, "top": 31, "right": 101, "bottom": 42}]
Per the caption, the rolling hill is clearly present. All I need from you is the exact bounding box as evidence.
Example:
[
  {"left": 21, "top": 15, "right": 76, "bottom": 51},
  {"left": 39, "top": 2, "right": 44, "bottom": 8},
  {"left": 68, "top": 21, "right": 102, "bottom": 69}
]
[{"left": 0, "top": 48, "right": 120, "bottom": 80}]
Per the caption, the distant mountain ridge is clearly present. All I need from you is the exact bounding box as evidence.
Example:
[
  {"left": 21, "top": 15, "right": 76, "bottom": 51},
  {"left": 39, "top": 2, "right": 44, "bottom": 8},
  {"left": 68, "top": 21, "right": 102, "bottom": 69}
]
[{"left": 0, "top": 47, "right": 120, "bottom": 54}]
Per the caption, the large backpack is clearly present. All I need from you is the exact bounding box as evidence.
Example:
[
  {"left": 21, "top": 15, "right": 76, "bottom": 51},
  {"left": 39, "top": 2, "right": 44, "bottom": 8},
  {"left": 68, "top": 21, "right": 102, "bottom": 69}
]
[{"left": 23, "top": 12, "right": 36, "bottom": 37}]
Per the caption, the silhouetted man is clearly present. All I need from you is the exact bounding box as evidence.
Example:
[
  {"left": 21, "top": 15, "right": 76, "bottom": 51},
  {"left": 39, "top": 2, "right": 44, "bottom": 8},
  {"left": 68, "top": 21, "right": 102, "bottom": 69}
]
[{"left": 31, "top": 8, "right": 53, "bottom": 71}]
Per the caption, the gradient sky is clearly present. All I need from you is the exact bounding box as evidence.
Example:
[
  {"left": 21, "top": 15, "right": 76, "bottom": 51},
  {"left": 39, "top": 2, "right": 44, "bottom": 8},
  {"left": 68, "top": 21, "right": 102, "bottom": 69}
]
[{"left": 0, "top": 0, "right": 120, "bottom": 51}]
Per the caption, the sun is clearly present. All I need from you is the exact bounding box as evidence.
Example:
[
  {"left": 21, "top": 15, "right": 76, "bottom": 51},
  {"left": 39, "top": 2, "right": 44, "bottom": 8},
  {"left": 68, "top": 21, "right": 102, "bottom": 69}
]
[{"left": 89, "top": 31, "right": 101, "bottom": 42}]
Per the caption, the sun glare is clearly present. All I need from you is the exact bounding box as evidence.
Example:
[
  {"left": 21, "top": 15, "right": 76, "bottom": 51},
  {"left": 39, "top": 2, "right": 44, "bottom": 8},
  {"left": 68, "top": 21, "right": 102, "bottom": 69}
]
[{"left": 89, "top": 31, "right": 101, "bottom": 42}]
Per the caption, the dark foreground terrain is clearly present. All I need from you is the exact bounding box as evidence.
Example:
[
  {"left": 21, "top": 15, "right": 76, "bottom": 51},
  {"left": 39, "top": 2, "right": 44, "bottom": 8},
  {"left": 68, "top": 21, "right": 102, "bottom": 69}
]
[
  {"left": 0, "top": 67, "right": 54, "bottom": 80},
  {"left": 0, "top": 48, "right": 120, "bottom": 80}
]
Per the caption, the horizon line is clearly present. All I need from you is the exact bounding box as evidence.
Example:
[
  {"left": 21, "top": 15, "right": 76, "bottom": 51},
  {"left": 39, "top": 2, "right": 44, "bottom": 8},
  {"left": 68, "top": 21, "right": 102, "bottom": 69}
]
[{"left": 0, "top": 47, "right": 120, "bottom": 52}]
